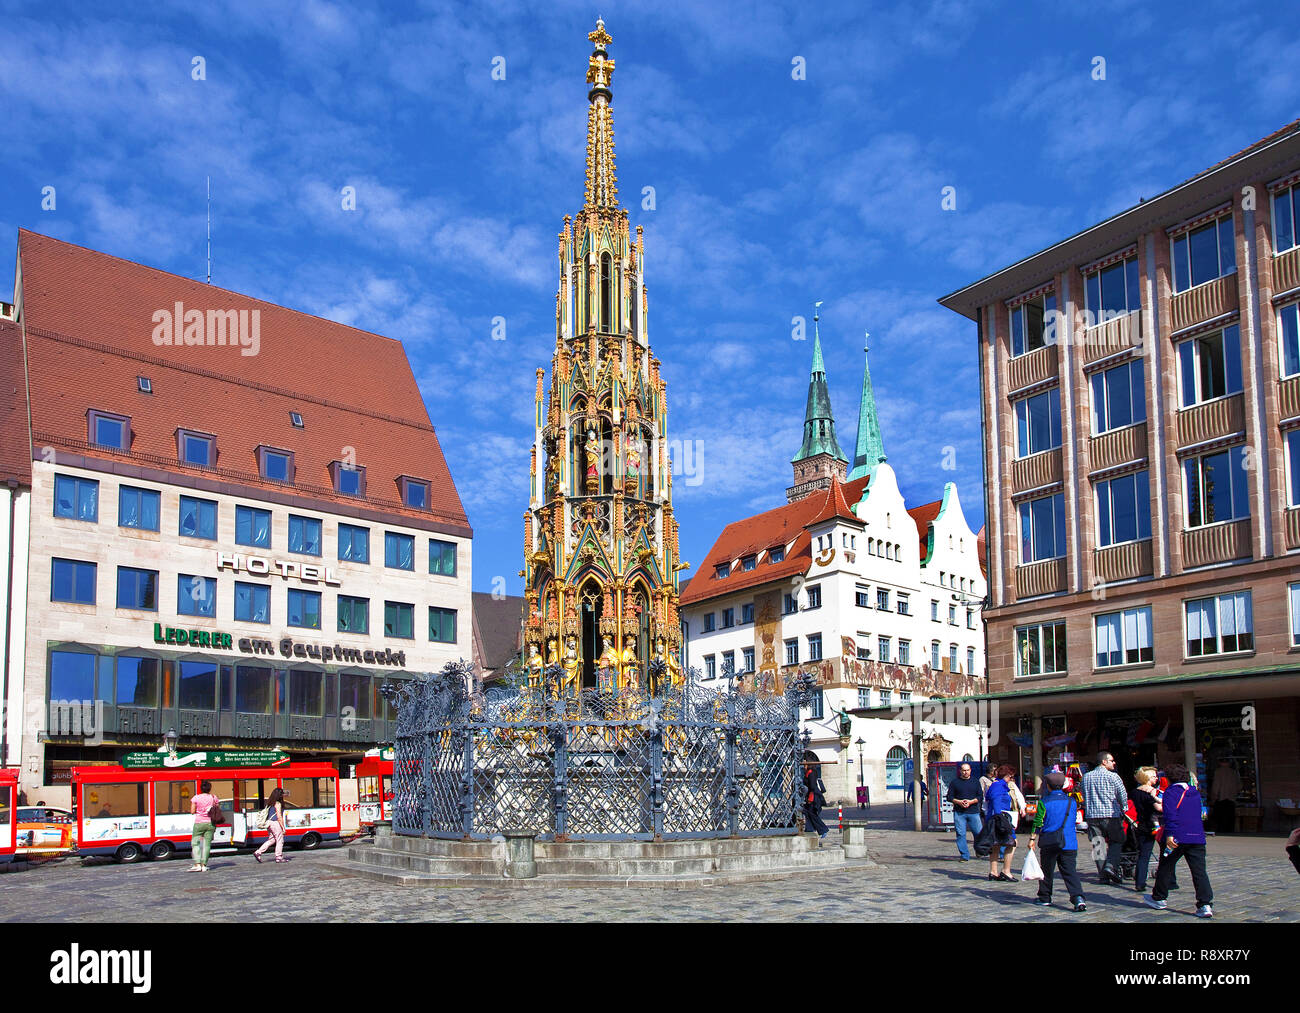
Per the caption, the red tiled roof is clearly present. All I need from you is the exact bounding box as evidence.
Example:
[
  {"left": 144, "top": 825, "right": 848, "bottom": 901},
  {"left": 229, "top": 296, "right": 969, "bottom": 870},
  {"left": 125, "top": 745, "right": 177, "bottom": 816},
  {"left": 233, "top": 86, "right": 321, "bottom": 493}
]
[
  {"left": 15, "top": 230, "right": 469, "bottom": 530},
  {"left": 680, "top": 476, "right": 868, "bottom": 605},
  {"left": 908, "top": 498, "right": 942, "bottom": 563},
  {"left": 0, "top": 318, "right": 32, "bottom": 485}
]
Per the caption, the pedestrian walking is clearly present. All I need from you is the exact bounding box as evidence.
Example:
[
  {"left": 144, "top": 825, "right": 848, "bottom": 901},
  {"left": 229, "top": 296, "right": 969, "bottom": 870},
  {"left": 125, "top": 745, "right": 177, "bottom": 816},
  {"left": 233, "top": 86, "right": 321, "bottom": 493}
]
[
  {"left": 984, "top": 764, "right": 1018, "bottom": 881},
  {"left": 189, "top": 779, "right": 219, "bottom": 872},
  {"left": 1145, "top": 764, "right": 1214, "bottom": 918},
  {"left": 253, "top": 787, "right": 289, "bottom": 863},
  {"left": 1287, "top": 828, "right": 1300, "bottom": 877},
  {"left": 1131, "top": 766, "right": 1170, "bottom": 893},
  {"left": 946, "top": 762, "right": 983, "bottom": 862},
  {"left": 1029, "top": 771, "right": 1086, "bottom": 912},
  {"left": 1082, "top": 751, "right": 1128, "bottom": 884},
  {"left": 801, "top": 751, "right": 829, "bottom": 840}
]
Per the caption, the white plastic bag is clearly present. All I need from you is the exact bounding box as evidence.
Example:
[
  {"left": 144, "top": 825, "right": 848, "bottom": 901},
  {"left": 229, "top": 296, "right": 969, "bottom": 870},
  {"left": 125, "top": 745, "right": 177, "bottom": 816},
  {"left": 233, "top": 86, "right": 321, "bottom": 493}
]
[{"left": 1021, "top": 848, "right": 1044, "bottom": 881}]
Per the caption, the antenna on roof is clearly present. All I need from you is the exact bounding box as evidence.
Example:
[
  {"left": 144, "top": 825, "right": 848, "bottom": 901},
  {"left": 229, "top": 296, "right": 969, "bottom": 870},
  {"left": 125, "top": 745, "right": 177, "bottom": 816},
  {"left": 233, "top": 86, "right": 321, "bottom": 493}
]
[{"left": 206, "top": 175, "right": 211, "bottom": 284}]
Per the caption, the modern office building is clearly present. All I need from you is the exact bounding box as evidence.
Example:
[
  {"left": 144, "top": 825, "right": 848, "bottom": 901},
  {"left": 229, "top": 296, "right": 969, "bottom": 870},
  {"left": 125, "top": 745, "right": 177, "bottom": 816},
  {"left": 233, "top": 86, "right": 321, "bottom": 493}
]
[
  {"left": 939, "top": 120, "right": 1300, "bottom": 831},
  {"left": 5, "top": 229, "right": 474, "bottom": 796},
  {"left": 680, "top": 327, "right": 987, "bottom": 801}
]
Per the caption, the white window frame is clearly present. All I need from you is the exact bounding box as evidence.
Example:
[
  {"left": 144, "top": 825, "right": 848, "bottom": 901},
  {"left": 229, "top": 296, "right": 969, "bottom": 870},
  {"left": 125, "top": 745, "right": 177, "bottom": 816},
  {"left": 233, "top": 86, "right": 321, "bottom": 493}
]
[
  {"left": 1094, "top": 606, "right": 1154, "bottom": 669},
  {"left": 1281, "top": 301, "right": 1300, "bottom": 380},
  {"left": 1289, "top": 582, "right": 1300, "bottom": 648},
  {"left": 1184, "top": 591, "right": 1254, "bottom": 659},
  {"left": 1083, "top": 253, "right": 1141, "bottom": 326},
  {"left": 1014, "top": 386, "right": 1062, "bottom": 458},
  {"left": 1171, "top": 214, "right": 1235, "bottom": 294},
  {"left": 1091, "top": 358, "right": 1146, "bottom": 435},
  {"left": 899, "top": 639, "right": 911, "bottom": 665},
  {"left": 1183, "top": 446, "right": 1250, "bottom": 528},
  {"left": 1273, "top": 183, "right": 1298, "bottom": 255},
  {"left": 1096, "top": 469, "right": 1152, "bottom": 547},
  {"left": 1015, "top": 621, "right": 1067, "bottom": 678}
]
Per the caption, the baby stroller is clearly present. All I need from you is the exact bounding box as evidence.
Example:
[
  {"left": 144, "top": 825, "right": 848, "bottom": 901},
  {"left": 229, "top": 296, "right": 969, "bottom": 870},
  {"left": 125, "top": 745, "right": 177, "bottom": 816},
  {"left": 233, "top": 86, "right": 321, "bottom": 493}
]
[{"left": 1117, "top": 799, "right": 1141, "bottom": 882}]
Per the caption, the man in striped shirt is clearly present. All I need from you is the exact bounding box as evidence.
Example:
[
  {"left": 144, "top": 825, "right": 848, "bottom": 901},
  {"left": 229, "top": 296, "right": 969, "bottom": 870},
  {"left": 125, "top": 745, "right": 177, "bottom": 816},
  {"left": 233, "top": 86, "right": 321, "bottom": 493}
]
[{"left": 1082, "top": 752, "right": 1128, "bottom": 885}]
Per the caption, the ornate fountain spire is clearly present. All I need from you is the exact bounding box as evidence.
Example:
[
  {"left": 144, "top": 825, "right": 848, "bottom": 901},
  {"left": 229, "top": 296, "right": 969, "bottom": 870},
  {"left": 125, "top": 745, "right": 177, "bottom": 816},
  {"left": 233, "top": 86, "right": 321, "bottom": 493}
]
[{"left": 584, "top": 18, "right": 619, "bottom": 210}]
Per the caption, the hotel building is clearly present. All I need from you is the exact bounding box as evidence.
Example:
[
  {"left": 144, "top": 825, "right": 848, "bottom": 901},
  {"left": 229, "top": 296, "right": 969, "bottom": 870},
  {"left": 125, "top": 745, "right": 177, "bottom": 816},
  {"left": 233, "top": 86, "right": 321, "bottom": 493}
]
[
  {"left": 939, "top": 121, "right": 1300, "bottom": 831},
  {"left": 4, "top": 230, "right": 473, "bottom": 797}
]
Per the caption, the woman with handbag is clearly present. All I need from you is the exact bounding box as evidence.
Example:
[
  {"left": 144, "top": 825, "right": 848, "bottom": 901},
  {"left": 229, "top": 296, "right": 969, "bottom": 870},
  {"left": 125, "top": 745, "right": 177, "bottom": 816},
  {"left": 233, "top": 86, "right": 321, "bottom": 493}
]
[
  {"left": 189, "top": 779, "right": 222, "bottom": 873},
  {"left": 253, "top": 787, "right": 289, "bottom": 863},
  {"left": 984, "top": 765, "right": 1018, "bottom": 881}
]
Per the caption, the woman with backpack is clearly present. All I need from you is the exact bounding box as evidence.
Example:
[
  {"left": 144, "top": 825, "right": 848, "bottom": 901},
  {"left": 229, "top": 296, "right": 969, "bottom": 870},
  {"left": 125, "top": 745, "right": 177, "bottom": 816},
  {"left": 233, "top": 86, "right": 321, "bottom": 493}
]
[
  {"left": 189, "top": 779, "right": 221, "bottom": 872},
  {"left": 253, "top": 787, "right": 288, "bottom": 863}
]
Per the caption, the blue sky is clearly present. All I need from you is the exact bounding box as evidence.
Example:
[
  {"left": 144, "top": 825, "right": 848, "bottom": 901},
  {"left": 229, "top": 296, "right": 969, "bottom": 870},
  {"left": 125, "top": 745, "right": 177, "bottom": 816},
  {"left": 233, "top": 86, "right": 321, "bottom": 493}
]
[{"left": 3, "top": 0, "right": 1297, "bottom": 594}]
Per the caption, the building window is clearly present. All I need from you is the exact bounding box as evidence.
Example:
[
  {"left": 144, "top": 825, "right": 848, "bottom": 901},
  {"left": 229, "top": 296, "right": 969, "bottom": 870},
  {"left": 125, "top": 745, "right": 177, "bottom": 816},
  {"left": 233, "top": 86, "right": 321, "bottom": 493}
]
[
  {"left": 287, "top": 588, "right": 322, "bottom": 629},
  {"left": 856, "top": 590, "right": 870, "bottom": 608},
  {"left": 1276, "top": 184, "right": 1300, "bottom": 254},
  {"left": 721, "top": 650, "right": 735, "bottom": 676},
  {"left": 931, "top": 641, "right": 940, "bottom": 669},
  {"left": 858, "top": 688, "right": 871, "bottom": 709},
  {"left": 1289, "top": 430, "right": 1300, "bottom": 506},
  {"left": 703, "top": 613, "right": 716, "bottom": 633},
  {"left": 178, "top": 496, "right": 217, "bottom": 540},
  {"left": 116, "top": 566, "right": 158, "bottom": 611},
  {"left": 257, "top": 447, "right": 294, "bottom": 483},
  {"left": 769, "top": 546, "right": 785, "bottom": 563},
  {"left": 1289, "top": 583, "right": 1300, "bottom": 647},
  {"left": 877, "top": 589, "right": 890, "bottom": 611},
  {"left": 1184, "top": 447, "right": 1249, "bottom": 527},
  {"left": 899, "top": 690, "right": 911, "bottom": 703},
  {"left": 967, "top": 608, "right": 976, "bottom": 630},
  {"left": 948, "top": 605, "right": 957, "bottom": 625},
  {"left": 742, "top": 647, "right": 754, "bottom": 672},
  {"left": 931, "top": 600, "right": 939, "bottom": 622},
  {"left": 878, "top": 636, "right": 891, "bottom": 663},
  {"left": 722, "top": 608, "right": 735, "bottom": 628},
  {"left": 784, "top": 638, "right": 798, "bottom": 666},
  {"left": 857, "top": 643, "right": 870, "bottom": 660},
  {"left": 1084, "top": 253, "right": 1141, "bottom": 324},
  {"left": 290, "top": 411, "right": 304, "bottom": 428},
  {"left": 1019, "top": 492, "right": 1067, "bottom": 563},
  {"left": 384, "top": 601, "right": 415, "bottom": 639},
  {"left": 1010, "top": 291, "right": 1057, "bottom": 357},
  {"left": 806, "top": 585, "right": 821, "bottom": 609},
  {"left": 1096, "top": 470, "right": 1152, "bottom": 546},
  {"left": 51, "top": 558, "right": 96, "bottom": 605},
  {"left": 705, "top": 655, "right": 716, "bottom": 679},
  {"left": 54, "top": 475, "right": 99, "bottom": 522},
  {"left": 288, "top": 515, "right": 322, "bottom": 556},
  {"left": 398, "top": 477, "right": 430, "bottom": 510},
  {"left": 1172, "top": 214, "right": 1235, "bottom": 293},
  {"left": 1015, "top": 621, "right": 1067, "bottom": 677},
  {"left": 899, "top": 640, "right": 911, "bottom": 665},
  {"left": 741, "top": 555, "right": 756, "bottom": 571},
  {"left": 809, "top": 691, "right": 824, "bottom": 720},
  {"left": 338, "top": 523, "right": 370, "bottom": 563},
  {"left": 429, "top": 607, "right": 457, "bottom": 643},
  {"left": 1281, "top": 303, "right": 1300, "bottom": 379},
  {"left": 1177, "top": 325, "right": 1241, "bottom": 406},
  {"left": 384, "top": 532, "right": 415, "bottom": 570},
  {"left": 234, "top": 505, "right": 271, "bottom": 548},
  {"left": 117, "top": 486, "right": 160, "bottom": 531},
  {"left": 783, "top": 593, "right": 797, "bottom": 615},
  {"left": 177, "top": 430, "right": 215, "bottom": 467},
  {"left": 1185, "top": 591, "right": 1252, "bottom": 657},
  {"left": 88, "top": 410, "right": 129, "bottom": 450},
  {"left": 1091, "top": 358, "right": 1147, "bottom": 434},
  {"left": 715, "top": 563, "right": 730, "bottom": 579},
  {"left": 880, "top": 690, "right": 892, "bottom": 708},
  {"left": 808, "top": 634, "right": 822, "bottom": 662},
  {"left": 738, "top": 602, "right": 753, "bottom": 624},
  {"left": 1095, "top": 606, "right": 1153, "bottom": 668},
  {"left": 337, "top": 595, "right": 369, "bottom": 634},
  {"left": 330, "top": 462, "right": 365, "bottom": 497},
  {"left": 897, "top": 594, "right": 910, "bottom": 616},
  {"left": 949, "top": 644, "right": 959, "bottom": 670},
  {"left": 234, "top": 582, "right": 270, "bottom": 624},
  {"left": 137, "top": 376, "right": 152, "bottom": 394},
  {"left": 1014, "top": 387, "right": 1062, "bottom": 457},
  {"left": 967, "top": 647, "right": 976, "bottom": 675},
  {"left": 177, "top": 575, "right": 216, "bottom": 618},
  {"left": 430, "top": 539, "right": 458, "bottom": 576}
]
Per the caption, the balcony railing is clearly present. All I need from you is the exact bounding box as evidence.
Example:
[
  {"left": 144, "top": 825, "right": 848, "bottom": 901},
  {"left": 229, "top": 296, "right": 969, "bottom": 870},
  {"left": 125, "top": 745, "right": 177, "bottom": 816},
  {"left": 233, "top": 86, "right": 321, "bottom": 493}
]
[
  {"left": 1014, "top": 558, "right": 1067, "bottom": 599},
  {"left": 1090, "top": 422, "right": 1148, "bottom": 473},
  {"left": 1082, "top": 312, "right": 1141, "bottom": 365},
  {"left": 1170, "top": 275, "right": 1238, "bottom": 332},
  {"left": 1286, "top": 507, "right": 1300, "bottom": 551},
  {"left": 1012, "top": 449, "right": 1063, "bottom": 494},
  {"left": 1274, "top": 246, "right": 1300, "bottom": 295},
  {"left": 1182, "top": 519, "right": 1251, "bottom": 568},
  {"left": 1176, "top": 393, "right": 1246, "bottom": 449},
  {"left": 1095, "top": 539, "right": 1153, "bottom": 583},
  {"left": 1280, "top": 375, "right": 1300, "bottom": 422},
  {"left": 1007, "top": 344, "right": 1058, "bottom": 393}
]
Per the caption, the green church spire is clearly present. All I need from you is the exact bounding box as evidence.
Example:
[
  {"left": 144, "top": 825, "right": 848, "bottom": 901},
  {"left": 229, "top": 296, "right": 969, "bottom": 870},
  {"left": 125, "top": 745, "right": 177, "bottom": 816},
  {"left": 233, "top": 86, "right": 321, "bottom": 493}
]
[
  {"left": 848, "top": 334, "right": 887, "bottom": 481},
  {"left": 792, "top": 304, "right": 847, "bottom": 465}
]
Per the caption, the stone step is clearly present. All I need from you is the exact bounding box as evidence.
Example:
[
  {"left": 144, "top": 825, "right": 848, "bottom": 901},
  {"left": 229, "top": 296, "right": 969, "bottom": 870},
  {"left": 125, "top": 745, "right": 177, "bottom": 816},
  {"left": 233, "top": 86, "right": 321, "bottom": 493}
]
[{"left": 381, "top": 833, "right": 817, "bottom": 861}]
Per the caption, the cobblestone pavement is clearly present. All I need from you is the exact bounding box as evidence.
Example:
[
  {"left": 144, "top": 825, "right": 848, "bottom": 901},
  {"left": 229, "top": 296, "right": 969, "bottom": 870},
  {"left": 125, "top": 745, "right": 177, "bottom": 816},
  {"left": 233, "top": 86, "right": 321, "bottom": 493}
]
[{"left": 3, "top": 815, "right": 1296, "bottom": 923}]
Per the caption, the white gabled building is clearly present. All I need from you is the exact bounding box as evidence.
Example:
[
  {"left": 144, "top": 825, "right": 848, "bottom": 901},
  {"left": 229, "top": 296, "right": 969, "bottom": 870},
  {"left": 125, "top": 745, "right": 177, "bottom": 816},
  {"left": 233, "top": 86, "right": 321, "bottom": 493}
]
[{"left": 680, "top": 327, "right": 988, "bottom": 803}]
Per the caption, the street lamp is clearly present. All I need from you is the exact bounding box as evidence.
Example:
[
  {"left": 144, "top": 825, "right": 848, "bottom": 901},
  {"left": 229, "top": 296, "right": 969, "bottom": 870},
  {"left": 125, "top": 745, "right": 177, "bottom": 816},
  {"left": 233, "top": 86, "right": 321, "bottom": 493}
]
[
  {"left": 855, "top": 736, "right": 865, "bottom": 788},
  {"left": 163, "top": 727, "right": 178, "bottom": 760}
]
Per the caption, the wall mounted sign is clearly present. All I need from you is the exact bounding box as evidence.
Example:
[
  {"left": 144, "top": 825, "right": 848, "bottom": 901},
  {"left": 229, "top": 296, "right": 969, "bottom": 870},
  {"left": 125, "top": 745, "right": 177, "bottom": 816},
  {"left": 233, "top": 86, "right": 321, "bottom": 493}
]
[
  {"left": 216, "top": 552, "right": 342, "bottom": 586},
  {"left": 121, "top": 749, "right": 289, "bottom": 769},
  {"left": 151, "top": 623, "right": 406, "bottom": 667}
]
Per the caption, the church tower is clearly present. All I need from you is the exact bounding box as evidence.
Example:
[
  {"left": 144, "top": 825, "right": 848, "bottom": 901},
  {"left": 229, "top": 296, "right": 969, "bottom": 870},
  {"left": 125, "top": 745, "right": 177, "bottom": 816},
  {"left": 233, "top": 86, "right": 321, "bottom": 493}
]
[
  {"left": 522, "top": 20, "right": 683, "bottom": 691},
  {"left": 847, "top": 338, "right": 887, "bottom": 481},
  {"left": 787, "top": 307, "right": 848, "bottom": 502}
]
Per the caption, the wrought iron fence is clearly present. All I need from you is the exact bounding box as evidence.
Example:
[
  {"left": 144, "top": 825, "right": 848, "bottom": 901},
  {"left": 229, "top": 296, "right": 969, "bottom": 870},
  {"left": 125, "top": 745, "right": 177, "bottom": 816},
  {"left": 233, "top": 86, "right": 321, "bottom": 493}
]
[{"left": 390, "top": 660, "right": 816, "bottom": 841}]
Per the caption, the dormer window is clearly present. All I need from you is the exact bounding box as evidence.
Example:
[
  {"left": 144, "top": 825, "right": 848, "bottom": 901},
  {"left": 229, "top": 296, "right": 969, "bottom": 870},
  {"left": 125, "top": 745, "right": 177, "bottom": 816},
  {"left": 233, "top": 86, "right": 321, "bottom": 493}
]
[
  {"left": 768, "top": 546, "right": 785, "bottom": 564},
  {"left": 398, "top": 476, "right": 430, "bottom": 510},
  {"left": 88, "top": 410, "right": 129, "bottom": 450},
  {"left": 137, "top": 377, "right": 152, "bottom": 394},
  {"left": 715, "top": 563, "right": 731, "bottom": 579},
  {"left": 741, "top": 555, "right": 756, "bottom": 572},
  {"left": 290, "top": 412, "right": 304, "bottom": 428},
  {"left": 330, "top": 462, "right": 366, "bottom": 497},
  {"left": 257, "top": 446, "right": 295, "bottom": 483},
  {"left": 177, "top": 429, "right": 215, "bottom": 468}
]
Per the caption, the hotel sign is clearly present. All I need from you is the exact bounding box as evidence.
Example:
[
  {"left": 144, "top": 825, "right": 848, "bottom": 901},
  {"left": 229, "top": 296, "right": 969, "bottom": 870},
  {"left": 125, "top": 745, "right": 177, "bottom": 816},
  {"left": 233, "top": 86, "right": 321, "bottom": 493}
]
[{"left": 216, "top": 552, "right": 341, "bottom": 586}]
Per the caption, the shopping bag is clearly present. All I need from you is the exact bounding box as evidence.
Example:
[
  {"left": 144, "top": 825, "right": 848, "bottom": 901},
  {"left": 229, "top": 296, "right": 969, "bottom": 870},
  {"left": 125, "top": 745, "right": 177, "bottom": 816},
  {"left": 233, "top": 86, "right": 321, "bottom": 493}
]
[{"left": 1021, "top": 848, "right": 1044, "bottom": 881}]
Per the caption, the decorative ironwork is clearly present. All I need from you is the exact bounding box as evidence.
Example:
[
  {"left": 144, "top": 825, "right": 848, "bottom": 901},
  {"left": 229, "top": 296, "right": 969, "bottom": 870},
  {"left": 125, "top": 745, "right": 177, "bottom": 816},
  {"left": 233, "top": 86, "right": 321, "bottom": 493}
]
[{"left": 392, "top": 659, "right": 808, "bottom": 841}]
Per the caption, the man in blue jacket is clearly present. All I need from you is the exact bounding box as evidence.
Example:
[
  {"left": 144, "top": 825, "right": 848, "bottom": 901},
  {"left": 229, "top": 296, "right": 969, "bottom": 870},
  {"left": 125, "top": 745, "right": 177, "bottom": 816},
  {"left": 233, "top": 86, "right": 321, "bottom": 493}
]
[
  {"left": 1144, "top": 763, "right": 1213, "bottom": 918},
  {"left": 1029, "top": 771, "right": 1086, "bottom": 912}
]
